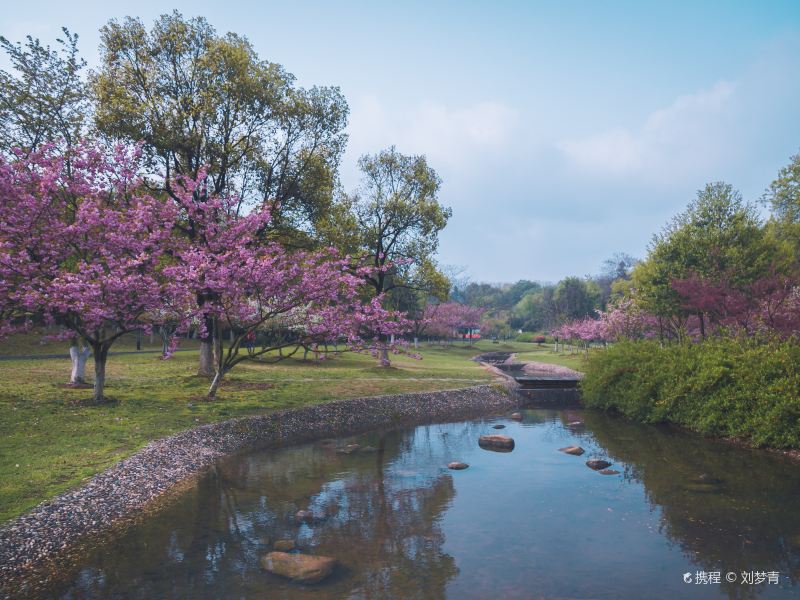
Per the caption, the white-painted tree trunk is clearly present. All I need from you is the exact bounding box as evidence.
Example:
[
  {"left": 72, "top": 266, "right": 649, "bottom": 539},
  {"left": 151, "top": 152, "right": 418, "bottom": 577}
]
[
  {"left": 414, "top": 337, "right": 418, "bottom": 349},
  {"left": 69, "top": 344, "right": 90, "bottom": 384}
]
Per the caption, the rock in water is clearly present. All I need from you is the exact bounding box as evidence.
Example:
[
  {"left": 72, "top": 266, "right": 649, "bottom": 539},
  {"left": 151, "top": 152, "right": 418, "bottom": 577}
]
[
  {"left": 478, "top": 435, "right": 515, "bottom": 452},
  {"left": 510, "top": 412, "right": 523, "bottom": 421},
  {"left": 274, "top": 539, "right": 296, "bottom": 551},
  {"left": 558, "top": 445, "right": 585, "bottom": 456},
  {"left": 492, "top": 424, "right": 506, "bottom": 429},
  {"left": 690, "top": 474, "right": 723, "bottom": 485},
  {"left": 295, "top": 510, "right": 314, "bottom": 524},
  {"left": 335, "top": 443, "right": 361, "bottom": 455},
  {"left": 448, "top": 461, "right": 469, "bottom": 470},
  {"left": 586, "top": 459, "right": 612, "bottom": 470},
  {"left": 261, "top": 552, "right": 336, "bottom": 583},
  {"left": 599, "top": 469, "right": 620, "bottom": 475}
]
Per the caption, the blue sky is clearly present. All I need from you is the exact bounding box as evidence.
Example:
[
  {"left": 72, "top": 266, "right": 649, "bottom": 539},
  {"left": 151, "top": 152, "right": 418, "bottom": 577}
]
[{"left": 3, "top": 1, "right": 800, "bottom": 282}]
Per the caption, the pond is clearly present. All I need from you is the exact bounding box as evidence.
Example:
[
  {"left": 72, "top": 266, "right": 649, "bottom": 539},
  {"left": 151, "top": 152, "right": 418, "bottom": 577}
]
[{"left": 46, "top": 408, "right": 800, "bottom": 599}]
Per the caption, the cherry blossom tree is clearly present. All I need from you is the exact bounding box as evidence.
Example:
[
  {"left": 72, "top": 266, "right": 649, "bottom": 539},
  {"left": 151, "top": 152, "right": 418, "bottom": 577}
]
[
  {"left": 672, "top": 270, "right": 800, "bottom": 339},
  {"left": 0, "top": 143, "right": 177, "bottom": 403},
  {"left": 165, "top": 175, "right": 409, "bottom": 397},
  {"left": 423, "top": 302, "right": 484, "bottom": 344},
  {"left": 598, "top": 300, "right": 660, "bottom": 342}
]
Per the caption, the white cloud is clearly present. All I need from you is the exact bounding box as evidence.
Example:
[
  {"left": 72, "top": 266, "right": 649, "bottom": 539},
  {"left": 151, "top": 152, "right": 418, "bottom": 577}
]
[
  {"left": 345, "top": 95, "right": 518, "bottom": 173},
  {"left": 556, "top": 81, "right": 737, "bottom": 179},
  {"left": 556, "top": 128, "right": 643, "bottom": 174}
]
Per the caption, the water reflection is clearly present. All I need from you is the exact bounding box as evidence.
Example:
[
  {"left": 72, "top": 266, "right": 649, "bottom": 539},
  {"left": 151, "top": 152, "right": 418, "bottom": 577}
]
[
  {"left": 59, "top": 426, "right": 476, "bottom": 599},
  {"left": 34, "top": 409, "right": 800, "bottom": 600},
  {"left": 587, "top": 411, "right": 800, "bottom": 599}
]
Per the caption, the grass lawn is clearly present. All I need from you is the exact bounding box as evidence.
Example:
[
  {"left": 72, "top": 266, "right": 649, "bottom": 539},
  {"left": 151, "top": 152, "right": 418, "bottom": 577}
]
[
  {"left": 0, "top": 331, "right": 201, "bottom": 356},
  {"left": 0, "top": 338, "right": 564, "bottom": 522},
  {"left": 509, "top": 344, "right": 591, "bottom": 372}
]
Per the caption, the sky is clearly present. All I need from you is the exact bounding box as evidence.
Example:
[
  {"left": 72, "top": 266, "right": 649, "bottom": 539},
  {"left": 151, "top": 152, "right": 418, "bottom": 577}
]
[{"left": 3, "top": 1, "right": 800, "bottom": 283}]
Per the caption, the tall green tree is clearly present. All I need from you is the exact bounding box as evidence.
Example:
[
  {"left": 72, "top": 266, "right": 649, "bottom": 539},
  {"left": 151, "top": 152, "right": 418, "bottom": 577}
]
[
  {"left": 630, "top": 182, "right": 779, "bottom": 338},
  {"left": 93, "top": 11, "right": 348, "bottom": 236},
  {"left": 329, "top": 146, "right": 451, "bottom": 363},
  {"left": 763, "top": 150, "right": 800, "bottom": 262},
  {"left": 337, "top": 146, "right": 451, "bottom": 298},
  {"left": 552, "top": 277, "right": 601, "bottom": 322},
  {"left": 0, "top": 28, "right": 88, "bottom": 155},
  {"left": 764, "top": 150, "right": 800, "bottom": 224},
  {"left": 510, "top": 287, "right": 556, "bottom": 331}
]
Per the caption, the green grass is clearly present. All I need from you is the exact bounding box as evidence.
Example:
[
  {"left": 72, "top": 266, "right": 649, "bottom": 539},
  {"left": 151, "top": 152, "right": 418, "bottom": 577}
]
[
  {"left": 0, "top": 331, "right": 201, "bottom": 355},
  {"left": 0, "top": 338, "right": 537, "bottom": 522},
  {"left": 508, "top": 344, "right": 590, "bottom": 372}
]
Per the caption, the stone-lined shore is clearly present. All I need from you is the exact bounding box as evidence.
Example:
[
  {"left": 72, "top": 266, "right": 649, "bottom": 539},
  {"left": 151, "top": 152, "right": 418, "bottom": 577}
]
[{"left": 0, "top": 384, "right": 516, "bottom": 599}]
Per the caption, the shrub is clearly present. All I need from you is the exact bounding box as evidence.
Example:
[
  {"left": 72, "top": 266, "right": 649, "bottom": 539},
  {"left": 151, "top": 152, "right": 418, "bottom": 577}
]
[{"left": 581, "top": 338, "right": 800, "bottom": 449}]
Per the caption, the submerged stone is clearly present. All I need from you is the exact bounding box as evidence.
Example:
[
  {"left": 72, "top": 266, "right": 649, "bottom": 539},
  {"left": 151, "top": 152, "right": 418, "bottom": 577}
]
[
  {"left": 335, "top": 444, "right": 361, "bottom": 455},
  {"left": 448, "top": 461, "right": 469, "bottom": 470},
  {"left": 599, "top": 469, "right": 620, "bottom": 475},
  {"left": 683, "top": 482, "right": 722, "bottom": 494},
  {"left": 492, "top": 424, "right": 506, "bottom": 429},
  {"left": 586, "top": 459, "right": 612, "bottom": 470},
  {"left": 559, "top": 445, "right": 585, "bottom": 456},
  {"left": 478, "top": 435, "right": 515, "bottom": 451},
  {"left": 690, "top": 474, "right": 724, "bottom": 485},
  {"left": 294, "top": 510, "right": 314, "bottom": 524},
  {"left": 273, "top": 539, "right": 296, "bottom": 551},
  {"left": 261, "top": 551, "right": 336, "bottom": 583}
]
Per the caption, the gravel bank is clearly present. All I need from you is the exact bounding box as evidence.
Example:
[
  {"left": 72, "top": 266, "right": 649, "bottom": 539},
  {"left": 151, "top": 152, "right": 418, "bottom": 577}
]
[{"left": 0, "top": 384, "right": 515, "bottom": 598}]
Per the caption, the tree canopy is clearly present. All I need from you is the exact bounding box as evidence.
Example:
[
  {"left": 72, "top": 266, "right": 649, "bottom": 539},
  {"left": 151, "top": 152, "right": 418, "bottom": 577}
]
[{"left": 93, "top": 11, "right": 348, "bottom": 239}]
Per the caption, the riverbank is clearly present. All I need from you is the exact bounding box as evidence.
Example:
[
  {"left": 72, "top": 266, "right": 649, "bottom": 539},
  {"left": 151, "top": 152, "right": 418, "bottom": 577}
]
[
  {"left": 0, "top": 384, "right": 516, "bottom": 598},
  {"left": 581, "top": 338, "right": 800, "bottom": 451},
  {"left": 0, "top": 341, "right": 512, "bottom": 522}
]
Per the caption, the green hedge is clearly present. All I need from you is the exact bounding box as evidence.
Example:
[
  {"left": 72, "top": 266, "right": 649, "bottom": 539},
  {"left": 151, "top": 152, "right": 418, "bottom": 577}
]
[{"left": 581, "top": 338, "right": 800, "bottom": 449}]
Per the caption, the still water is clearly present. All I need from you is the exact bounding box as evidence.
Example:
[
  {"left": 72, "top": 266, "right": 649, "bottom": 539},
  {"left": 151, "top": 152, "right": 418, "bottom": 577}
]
[{"left": 51, "top": 409, "right": 799, "bottom": 599}]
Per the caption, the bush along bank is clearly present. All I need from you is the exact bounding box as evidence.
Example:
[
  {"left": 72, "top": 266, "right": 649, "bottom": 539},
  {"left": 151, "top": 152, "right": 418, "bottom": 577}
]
[{"left": 580, "top": 338, "right": 800, "bottom": 449}]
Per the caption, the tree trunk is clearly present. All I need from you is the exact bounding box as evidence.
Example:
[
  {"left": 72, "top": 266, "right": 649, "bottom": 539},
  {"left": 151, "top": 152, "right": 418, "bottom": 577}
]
[
  {"left": 69, "top": 343, "right": 90, "bottom": 384},
  {"left": 198, "top": 314, "right": 217, "bottom": 377},
  {"left": 199, "top": 341, "right": 214, "bottom": 376},
  {"left": 207, "top": 319, "right": 224, "bottom": 398},
  {"left": 207, "top": 369, "right": 223, "bottom": 398},
  {"left": 413, "top": 336, "right": 418, "bottom": 349},
  {"left": 380, "top": 346, "right": 390, "bottom": 366},
  {"left": 92, "top": 344, "right": 109, "bottom": 404}
]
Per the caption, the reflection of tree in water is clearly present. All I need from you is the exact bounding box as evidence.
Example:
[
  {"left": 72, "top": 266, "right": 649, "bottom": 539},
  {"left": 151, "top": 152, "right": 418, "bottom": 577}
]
[
  {"left": 585, "top": 410, "right": 800, "bottom": 600},
  {"left": 54, "top": 425, "right": 463, "bottom": 600}
]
